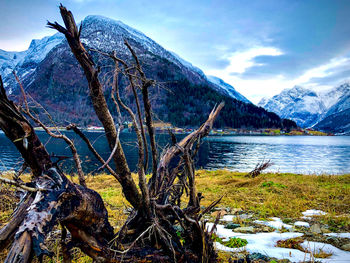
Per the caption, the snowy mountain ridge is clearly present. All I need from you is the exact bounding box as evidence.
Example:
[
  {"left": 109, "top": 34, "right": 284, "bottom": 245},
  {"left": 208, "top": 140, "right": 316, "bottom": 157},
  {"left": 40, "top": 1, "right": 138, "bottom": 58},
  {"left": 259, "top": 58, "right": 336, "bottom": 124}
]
[
  {"left": 258, "top": 84, "right": 350, "bottom": 130},
  {"left": 0, "top": 14, "right": 248, "bottom": 103},
  {"left": 206, "top": 76, "right": 250, "bottom": 103}
]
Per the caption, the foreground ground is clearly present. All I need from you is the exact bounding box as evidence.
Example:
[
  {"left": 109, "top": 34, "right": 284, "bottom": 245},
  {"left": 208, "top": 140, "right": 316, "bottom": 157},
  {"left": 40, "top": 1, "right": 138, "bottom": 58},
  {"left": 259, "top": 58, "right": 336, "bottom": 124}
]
[{"left": 1, "top": 170, "right": 349, "bottom": 262}]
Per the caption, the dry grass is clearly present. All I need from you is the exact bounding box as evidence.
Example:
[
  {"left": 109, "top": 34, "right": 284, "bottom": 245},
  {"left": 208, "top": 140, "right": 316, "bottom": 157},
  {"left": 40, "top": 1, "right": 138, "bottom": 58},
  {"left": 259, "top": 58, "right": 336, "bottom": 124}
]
[
  {"left": 195, "top": 170, "right": 350, "bottom": 228},
  {"left": 79, "top": 170, "right": 350, "bottom": 230},
  {"left": 1, "top": 169, "right": 349, "bottom": 262}
]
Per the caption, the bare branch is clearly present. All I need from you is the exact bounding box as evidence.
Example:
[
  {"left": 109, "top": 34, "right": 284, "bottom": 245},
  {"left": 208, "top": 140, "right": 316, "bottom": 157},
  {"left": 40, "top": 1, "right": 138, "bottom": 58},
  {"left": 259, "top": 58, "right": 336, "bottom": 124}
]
[
  {"left": 66, "top": 124, "right": 120, "bottom": 178},
  {"left": 0, "top": 175, "right": 42, "bottom": 192},
  {"left": 124, "top": 41, "right": 158, "bottom": 188},
  {"left": 13, "top": 71, "right": 86, "bottom": 187},
  {"left": 246, "top": 160, "right": 273, "bottom": 178},
  {"left": 48, "top": 6, "right": 141, "bottom": 208},
  {"left": 112, "top": 64, "right": 151, "bottom": 215}
]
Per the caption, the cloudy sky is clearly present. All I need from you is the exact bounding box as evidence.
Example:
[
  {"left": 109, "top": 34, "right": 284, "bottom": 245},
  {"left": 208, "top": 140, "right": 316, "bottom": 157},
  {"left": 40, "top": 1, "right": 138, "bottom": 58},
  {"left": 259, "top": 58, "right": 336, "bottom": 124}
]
[{"left": 1, "top": 0, "right": 350, "bottom": 103}]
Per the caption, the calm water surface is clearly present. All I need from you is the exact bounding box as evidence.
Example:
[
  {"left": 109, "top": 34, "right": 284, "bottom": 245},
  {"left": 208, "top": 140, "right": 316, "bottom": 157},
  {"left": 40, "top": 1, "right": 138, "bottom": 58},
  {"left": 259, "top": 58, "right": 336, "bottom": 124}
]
[{"left": 0, "top": 132, "right": 349, "bottom": 174}]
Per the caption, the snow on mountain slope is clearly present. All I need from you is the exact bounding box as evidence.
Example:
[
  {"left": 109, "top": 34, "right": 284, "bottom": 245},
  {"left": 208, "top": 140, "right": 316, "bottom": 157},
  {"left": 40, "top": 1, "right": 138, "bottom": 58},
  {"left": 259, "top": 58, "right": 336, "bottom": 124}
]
[
  {"left": 0, "top": 33, "right": 64, "bottom": 92},
  {"left": 207, "top": 76, "right": 251, "bottom": 103},
  {"left": 0, "top": 15, "right": 249, "bottom": 103},
  {"left": 0, "top": 49, "right": 26, "bottom": 77},
  {"left": 258, "top": 84, "right": 350, "bottom": 129}
]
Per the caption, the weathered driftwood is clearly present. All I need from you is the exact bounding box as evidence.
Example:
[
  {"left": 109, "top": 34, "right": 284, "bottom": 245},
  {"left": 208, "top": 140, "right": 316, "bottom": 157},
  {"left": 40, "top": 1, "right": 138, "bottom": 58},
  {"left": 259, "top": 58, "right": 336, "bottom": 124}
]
[{"left": 0, "top": 4, "right": 224, "bottom": 262}]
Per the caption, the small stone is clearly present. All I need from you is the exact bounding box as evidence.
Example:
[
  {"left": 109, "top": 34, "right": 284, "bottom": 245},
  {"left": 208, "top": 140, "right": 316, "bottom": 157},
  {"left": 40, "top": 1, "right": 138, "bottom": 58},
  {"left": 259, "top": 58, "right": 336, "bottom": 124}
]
[
  {"left": 248, "top": 252, "right": 270, "bottom": 261},
  {"left": 304, "top": 232, "right": 314, "bottom": 237},
  {"left": 211, "top": 209, "right": 227, "bottom": 218},
  {"left": 262, "top": 226, "right": 270, "bottom": 232},
  {"left": 234, "top": 226, "right": 255, "bottom": 233},
  {"left": 225, "top": 223, "right": 241, "bottom": 229},
  {"left": 212, "top": 207, "right": 230, "bottom": 212},
  {"left": 341, "top": 243, "right": 350, "bottom": 251},
  {"left": 236, "top": 213, "right": 253, "bottom": 220},
  {"left": 326, "top": 236, "right": 338, "bottom": 243},
  {"left": 310, "top": 223, "right": 322, "bottom": 234}
]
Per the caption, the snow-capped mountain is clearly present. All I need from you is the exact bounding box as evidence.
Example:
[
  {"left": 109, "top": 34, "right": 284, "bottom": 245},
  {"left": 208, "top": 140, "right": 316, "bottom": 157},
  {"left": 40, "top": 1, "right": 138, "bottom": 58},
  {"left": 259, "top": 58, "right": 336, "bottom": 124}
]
[
  {"left": 0, "top": 15, "right": 246, "bottom": 103},
  {"left": 0, "top": 33, "right": 64, "bottom": 93},
  {"left": 0, "top": 15, "right": 295, "bottom": 130},
  {"left": 258, "top": 84, "right": 350, "bottom": 132},
  {"left": 207, "top": 76, "right": 251, "bottom": 103}
]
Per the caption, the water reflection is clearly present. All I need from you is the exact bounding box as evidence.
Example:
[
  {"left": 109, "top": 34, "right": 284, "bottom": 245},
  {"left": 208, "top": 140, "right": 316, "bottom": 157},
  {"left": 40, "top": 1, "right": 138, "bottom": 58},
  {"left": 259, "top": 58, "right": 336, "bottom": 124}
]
[{"left": 1, "top": 132, "right": 349, "bottom": 175}]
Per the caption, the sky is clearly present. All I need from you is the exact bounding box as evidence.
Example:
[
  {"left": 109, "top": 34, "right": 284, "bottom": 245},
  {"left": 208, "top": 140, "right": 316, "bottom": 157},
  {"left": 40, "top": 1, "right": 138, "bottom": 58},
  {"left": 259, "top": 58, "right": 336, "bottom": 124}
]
[{"left": 1, "top": 0, "right": 350, "bottom": 103}]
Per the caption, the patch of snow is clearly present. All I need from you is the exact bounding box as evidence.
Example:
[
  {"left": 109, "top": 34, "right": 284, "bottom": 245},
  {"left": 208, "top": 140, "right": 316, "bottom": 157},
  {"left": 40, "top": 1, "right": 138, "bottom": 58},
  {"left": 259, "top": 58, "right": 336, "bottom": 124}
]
[
  {"left": 254, "top": 217, "right": 293, "bottom": 230},
  {"left": 301, "top": 210, "right": 326, "bottom": 219},
  {"left": 220, "top": 215, "right": 235, "bottom": 222},
  {"left": 208, "top": 223, "right": 306, "bottom": 261},
  {"left": 301, "top": 241, "right": 350, "bottom": 262},
  {"left": 294, "top": 221, "right": 310, "bottom": 228},
  {"left": 208, "top": 223, "right": 350, "bottom": 262},
  {"left": 324, "top": 233, "right": 350, "bottom": 239}
]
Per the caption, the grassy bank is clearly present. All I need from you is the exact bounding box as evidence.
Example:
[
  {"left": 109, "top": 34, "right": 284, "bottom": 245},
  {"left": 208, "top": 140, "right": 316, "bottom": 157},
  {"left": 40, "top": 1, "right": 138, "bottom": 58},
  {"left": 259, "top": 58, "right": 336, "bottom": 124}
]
[
  {"left": 1, "top": 170, "right": 349, "bottom": 262},
  {"left": 78, "top": 170, "right": 350, "bottom": 231}
]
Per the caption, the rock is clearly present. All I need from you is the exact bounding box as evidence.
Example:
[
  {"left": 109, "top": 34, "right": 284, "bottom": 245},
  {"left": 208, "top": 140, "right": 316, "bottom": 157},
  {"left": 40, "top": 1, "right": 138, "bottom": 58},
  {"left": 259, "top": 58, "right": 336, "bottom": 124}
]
[
  {"left": 262, "top": 226, "right": 270, "bottom": 232},
  {"left": 236, "top": 213, "right": 253, "bottom": 220},
  {"left": 326, "top": 236, "right": 339, "bottom": 244},
  {"left": 341, "top": 243, "right": 350, "bottom": 251},
  {"left": 304, "top": 232, "right": 314, "bottom": 237},
  {"left": 248, "top": 252, "right": 270, "bottom": 261},
  {"left": 212, "top": 207, "right": 230, "bottom": 212},
  {"left": 234, "top": 226, "right": 255, "bottom": 233},
  {"left": 310, "top": 223, "right": 322, "bottom": 234},
  {"left": 211, "top": 209, "right": 227, "bottom": 218},
  {"left": 225, "top": 223, "right": 240, "bottom": 229},
  {"left": 231, "top": 208, "right": 242, "bottom": 214}
]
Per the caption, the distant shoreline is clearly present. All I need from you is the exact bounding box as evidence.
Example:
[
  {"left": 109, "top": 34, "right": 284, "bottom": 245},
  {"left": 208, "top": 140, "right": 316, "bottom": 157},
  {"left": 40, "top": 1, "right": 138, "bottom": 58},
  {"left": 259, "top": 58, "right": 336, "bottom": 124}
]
[{"left": 29, "top": 126, "right": 334, "bottom": 136}]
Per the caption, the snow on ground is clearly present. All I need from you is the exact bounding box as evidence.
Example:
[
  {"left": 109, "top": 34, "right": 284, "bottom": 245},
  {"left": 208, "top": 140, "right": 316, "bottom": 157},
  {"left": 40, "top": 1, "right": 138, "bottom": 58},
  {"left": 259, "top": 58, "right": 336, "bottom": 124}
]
[
  {"left": 324, "top": 233, "right": 350, "bottom": 239},
  {"left": 294, "top": 221, "right": 310, "bottom": 228},
  {"left": 301, "top": 209, "right": 327, "bottom": 219},
  {"left": 207, "top": 218, "right": 350, "bottom": 263},
  {"left": 220, "top": 214, "right": 252, "bottom": 222},
  {"left": 301, "top": 241, "right": 350, "bottom": 262},
  {"left": 254, "top": 217, "right": 293, "bottom": 229},
  {"left": 220, "top": 215, "right": 235, "bottom": 222}
]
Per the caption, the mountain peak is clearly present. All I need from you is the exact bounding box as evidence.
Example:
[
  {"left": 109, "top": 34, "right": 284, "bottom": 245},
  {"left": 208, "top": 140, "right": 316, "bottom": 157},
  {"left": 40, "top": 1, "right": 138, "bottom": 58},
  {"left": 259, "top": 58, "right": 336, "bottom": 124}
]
[{"left": 259, "top": 83, "right": 350, "bottom": 129}]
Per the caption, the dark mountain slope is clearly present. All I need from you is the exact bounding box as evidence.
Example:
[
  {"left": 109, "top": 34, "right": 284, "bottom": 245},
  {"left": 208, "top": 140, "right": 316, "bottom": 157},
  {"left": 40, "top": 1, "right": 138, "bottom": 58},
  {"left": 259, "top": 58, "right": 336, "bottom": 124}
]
[{"left": 3, "top": 15, "right": 295, "bottom": 129}]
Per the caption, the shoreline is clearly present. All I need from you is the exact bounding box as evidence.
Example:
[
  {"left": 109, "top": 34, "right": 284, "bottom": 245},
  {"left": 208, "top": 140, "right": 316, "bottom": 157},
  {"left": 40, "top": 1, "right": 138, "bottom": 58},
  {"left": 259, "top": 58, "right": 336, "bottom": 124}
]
[{"left": 25, "top": 127, "right": 335, "bottom": 136}]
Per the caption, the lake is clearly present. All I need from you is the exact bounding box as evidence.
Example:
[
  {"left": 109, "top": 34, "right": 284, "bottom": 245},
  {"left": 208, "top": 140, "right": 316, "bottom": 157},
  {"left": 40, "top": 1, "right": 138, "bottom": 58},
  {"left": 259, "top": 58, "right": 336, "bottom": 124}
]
[{"left": 1, "top": 131, "right": 349, "bottom": 175}]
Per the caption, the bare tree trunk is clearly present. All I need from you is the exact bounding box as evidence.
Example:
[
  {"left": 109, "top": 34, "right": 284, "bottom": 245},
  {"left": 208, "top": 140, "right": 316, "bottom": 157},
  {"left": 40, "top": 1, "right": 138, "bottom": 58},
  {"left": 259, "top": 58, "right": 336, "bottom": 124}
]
[
  {"left": 47, "top": 5, "right": 141, "bottom": 209},
  {"left": 0, "top": 77, "right": 114, "bottom": 262}
]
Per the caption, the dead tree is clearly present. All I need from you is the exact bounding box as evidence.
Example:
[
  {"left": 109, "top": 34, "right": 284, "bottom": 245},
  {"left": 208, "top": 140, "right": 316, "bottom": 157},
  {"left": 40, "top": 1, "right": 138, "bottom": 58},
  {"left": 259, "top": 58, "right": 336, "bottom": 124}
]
[{"left": 0, "top": 4, "right": 223, "bottom": 262}]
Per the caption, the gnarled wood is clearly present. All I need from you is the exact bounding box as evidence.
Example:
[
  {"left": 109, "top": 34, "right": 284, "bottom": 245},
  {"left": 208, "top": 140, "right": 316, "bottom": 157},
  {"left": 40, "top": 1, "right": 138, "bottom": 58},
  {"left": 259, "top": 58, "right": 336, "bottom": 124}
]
[
  {"left": 47, "top": 5, "right": 141, "bottom": 209},
  {"left": 1, "top": 4, "right": 224, "bottom": 262}
]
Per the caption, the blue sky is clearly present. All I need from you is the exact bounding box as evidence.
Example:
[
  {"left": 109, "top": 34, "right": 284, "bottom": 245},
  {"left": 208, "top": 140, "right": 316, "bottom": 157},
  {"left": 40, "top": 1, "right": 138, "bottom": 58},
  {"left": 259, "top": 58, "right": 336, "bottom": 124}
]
[{"left": 1, "top": 0, "right": 350, "bottom": 103}]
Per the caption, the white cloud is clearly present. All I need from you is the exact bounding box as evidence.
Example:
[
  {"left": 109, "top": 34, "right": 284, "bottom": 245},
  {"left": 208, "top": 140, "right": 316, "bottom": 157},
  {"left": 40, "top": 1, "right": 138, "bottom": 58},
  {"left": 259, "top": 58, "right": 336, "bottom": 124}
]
[
  {"left": 206, "top": 47, "right": 350, "bottom": 104},
  {"left": 295, "top": 57, "right": 350, "bottom": 87},
  {"left": 206, "top": 46, "right": 285, "bottom": 104},
  {"left": 223, "top": 47, "right": 283, "bottom": 74}
]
